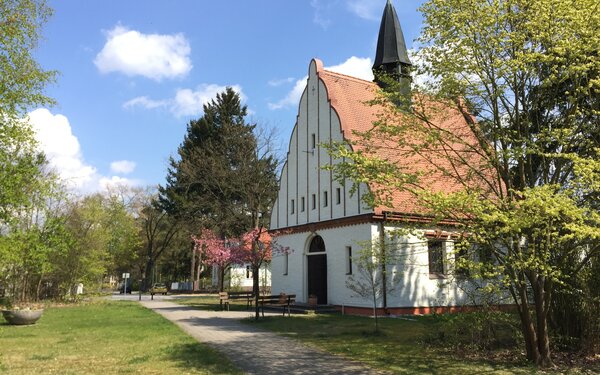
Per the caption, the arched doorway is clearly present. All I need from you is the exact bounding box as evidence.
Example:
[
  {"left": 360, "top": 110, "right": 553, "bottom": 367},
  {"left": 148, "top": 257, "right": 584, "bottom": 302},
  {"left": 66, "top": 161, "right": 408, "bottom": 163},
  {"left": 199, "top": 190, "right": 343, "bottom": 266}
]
[{"left": 307, "top": 235, "right": 327, "bottom": 305}]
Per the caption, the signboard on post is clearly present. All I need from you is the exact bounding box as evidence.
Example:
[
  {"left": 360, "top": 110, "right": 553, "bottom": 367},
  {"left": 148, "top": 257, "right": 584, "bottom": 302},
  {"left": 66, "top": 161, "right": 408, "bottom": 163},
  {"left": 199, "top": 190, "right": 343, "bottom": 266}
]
[{"left": 122, "top": 273, "right": 130, "bottom": 294}]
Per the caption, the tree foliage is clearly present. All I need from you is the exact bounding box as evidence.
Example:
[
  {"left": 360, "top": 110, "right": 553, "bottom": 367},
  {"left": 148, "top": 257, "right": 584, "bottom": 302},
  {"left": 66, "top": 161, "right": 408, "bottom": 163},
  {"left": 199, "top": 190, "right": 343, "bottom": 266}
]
[
  {"left": 159, "top": 88, "right": 278, "bottom": 237},
  {"left": 159, "top": 88, "right": 279, "bottom": 293},
  {"left": 0, "top": 0, "right": 56, "bottom": 226},
  {"left": 329, "top": 0, "right": 599, "bottom": 367}
]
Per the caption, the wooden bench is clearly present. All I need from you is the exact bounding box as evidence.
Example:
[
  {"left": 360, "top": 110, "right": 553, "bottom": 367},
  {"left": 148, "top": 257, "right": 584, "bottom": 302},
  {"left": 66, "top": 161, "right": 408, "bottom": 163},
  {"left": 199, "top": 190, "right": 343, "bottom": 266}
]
[
  {"left": 219, "top": 291, "right": 255, "bottom": 310},
  {"left": 259, "top": 293, "right": 296, "bottom": 317}
]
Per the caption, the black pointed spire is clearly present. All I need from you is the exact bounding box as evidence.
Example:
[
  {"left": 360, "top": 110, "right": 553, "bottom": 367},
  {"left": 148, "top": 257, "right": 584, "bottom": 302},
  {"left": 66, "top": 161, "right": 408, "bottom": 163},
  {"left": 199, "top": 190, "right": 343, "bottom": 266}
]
[{"left": 373, "top": 0, "right": 412, "bottom": 96}]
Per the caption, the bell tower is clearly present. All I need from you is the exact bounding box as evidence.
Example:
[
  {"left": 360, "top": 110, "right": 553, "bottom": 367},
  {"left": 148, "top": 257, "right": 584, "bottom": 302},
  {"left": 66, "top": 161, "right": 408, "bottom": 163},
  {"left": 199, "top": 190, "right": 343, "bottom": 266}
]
[{"left": 372, "top": 0, "right": 412, "bottom": 99}]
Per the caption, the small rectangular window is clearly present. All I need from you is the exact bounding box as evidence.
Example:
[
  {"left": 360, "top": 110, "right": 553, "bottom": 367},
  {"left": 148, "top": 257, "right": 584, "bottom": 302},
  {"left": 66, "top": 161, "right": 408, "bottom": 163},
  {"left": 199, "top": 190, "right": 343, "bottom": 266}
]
[
  {"left": 311, "top": 133, "right": 316, "bottom": 149},
  {"left": 336, "top": 188, "right": 341, "bottom": 204},
  {"left": 291, "top": 199, "right": 295, "bottom": 214},
  {"left": 301, "top": 197, "right": 305, "bottom": 212},
  {"left": 323, "top": 191, "right": 328, "bottom": 207},
  {"left": 346, "top": 246, "right": 352, "bottom": 275},
  {"left": 283, "top": 253, "right": 289, "bottom": 275},
  {"left": 428, "top": 239, "right": 445, "bottom": 276},
  {"left": 246, "top": 265, "right": 251, "bottom": 279},
  {"left": 312, "top": 194, "right": 316, "bottom": 210}
]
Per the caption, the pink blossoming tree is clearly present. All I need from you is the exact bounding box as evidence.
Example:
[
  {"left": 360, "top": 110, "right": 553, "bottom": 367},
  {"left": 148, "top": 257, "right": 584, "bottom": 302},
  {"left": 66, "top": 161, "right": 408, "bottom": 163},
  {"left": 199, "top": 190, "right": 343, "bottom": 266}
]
[
  {"left": 234, "top": 226, "right": 290, "bottom": 319},
  {"left": 192, "top": 228, "right": 241, "bottom": 292}
]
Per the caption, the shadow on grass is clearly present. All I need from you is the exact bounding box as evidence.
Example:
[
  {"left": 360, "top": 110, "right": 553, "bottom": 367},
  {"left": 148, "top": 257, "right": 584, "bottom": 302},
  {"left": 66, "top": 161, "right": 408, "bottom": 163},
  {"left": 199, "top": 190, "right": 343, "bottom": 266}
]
[
  {"left": 242, "top": 315, "right": 536, "bottom": 374},
  {"left": 166, "top": 342, "right": 241, "bottom": 375}
]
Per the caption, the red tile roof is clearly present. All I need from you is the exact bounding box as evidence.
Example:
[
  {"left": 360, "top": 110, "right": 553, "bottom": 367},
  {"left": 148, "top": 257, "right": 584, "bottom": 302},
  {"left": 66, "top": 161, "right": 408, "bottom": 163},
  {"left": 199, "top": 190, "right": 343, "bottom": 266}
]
[{"left": 315, "top": 59, "right": 492, "bottom": 218}]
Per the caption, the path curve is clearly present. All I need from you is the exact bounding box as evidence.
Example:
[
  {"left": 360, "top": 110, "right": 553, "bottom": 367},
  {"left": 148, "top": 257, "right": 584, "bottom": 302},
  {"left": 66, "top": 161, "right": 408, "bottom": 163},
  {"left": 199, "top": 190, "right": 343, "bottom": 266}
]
[{"left": 140, "top": 299, "right": 383, "bottom": 375}]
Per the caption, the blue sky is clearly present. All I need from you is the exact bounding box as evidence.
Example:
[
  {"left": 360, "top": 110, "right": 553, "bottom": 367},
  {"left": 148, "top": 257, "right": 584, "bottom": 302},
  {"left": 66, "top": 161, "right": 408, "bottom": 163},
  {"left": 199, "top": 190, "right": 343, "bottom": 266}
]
[{"left": 30, "top": 0, "right": 424, "bottom": 192}]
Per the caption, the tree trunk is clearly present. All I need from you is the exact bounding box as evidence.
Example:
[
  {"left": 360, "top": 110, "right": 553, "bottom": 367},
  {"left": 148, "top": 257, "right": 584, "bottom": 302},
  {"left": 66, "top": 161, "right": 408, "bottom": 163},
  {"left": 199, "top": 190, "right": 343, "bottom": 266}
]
[
  {"left": 190, "top": 248, "right": 196, "bottom": 290},
  {"left": 533, "top": 276, "right": 554, "bottom": 368},
  {"left": 219, "top": 268, "right": 225, "bottom": 292},
  {"left": 515, "top": 279, "right": 541, "bottom": 363},
  {"left": 144, "top": 258, "right": 155, "bottom": 291},
  {"left": 36, "top": 273, "right": 44, "bottom": 301},
  {"left": 195, "top": 263, "right": 203, "bottom": 289},
  {"left": 253, "top": 264, "right": 260, "bottom": 320}
]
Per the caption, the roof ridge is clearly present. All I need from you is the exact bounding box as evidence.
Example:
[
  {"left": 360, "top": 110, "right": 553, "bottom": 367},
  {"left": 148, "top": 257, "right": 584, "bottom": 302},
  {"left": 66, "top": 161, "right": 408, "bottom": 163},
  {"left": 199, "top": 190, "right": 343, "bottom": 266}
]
[{"left": 320, "top": 69, "right": 376, "bottom": 87}]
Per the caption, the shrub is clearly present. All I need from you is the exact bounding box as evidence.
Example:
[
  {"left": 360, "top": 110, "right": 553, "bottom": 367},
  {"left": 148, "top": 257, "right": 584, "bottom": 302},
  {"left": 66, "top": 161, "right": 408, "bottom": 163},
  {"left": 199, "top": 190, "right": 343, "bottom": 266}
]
[{"left": 425, "top": 310, "right": 521, "bottom": 350}]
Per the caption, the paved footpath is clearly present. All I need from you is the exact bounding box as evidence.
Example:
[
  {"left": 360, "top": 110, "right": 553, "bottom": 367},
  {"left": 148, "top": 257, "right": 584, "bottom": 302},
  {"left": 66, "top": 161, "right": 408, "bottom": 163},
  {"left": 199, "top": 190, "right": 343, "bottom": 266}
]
[{"left": 139, "top": 299, "right": 383, "bottom": 375}]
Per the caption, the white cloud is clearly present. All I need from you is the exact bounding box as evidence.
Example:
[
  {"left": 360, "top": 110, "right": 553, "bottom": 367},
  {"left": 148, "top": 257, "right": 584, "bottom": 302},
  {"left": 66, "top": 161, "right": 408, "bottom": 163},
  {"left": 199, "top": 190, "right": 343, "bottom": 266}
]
[
  {"left": 123, "top": 96, "right": 168, "bottom": 110},
  {"left": 346, "top": 0, "right": 381, "bottom": 21},
  {"left": 99, "top": 176, "right": 139, "bottom": 190},
  {"left": 110, "top": 160, "right": 136, "bottom": 175},
  {"left": 94, "top": 25, "right": 192, "bottom": 81},
  {"left": 27, "top": 108, "right": 142, "bottom": 192},
  {"left": 311, "top": 0, "right": 333, "bottom": 29},
  {"left": 268, "top": 78, "right": 307, "bottom": 110},
  {"left": 326, "top": 56, "right": 374, "bottom": 81},
  {"left": 27, "top": 108, "right": 97, "bottom": 189},
  {"left": 124, "top": 84, "right": 247, "bottom": 118},
  {"left": 269, "top": 56, "right": 373, "bottom": 110},
  {"left": 268, "top": 77, "right": 295, "bottom": 87}
]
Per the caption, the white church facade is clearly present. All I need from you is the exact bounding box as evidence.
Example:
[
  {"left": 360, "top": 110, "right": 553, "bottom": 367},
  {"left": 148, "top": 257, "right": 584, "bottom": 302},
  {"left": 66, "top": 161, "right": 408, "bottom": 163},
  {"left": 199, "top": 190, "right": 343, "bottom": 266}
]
[{"left": 269, "top": 1, "right": 482, "bottom": 314}]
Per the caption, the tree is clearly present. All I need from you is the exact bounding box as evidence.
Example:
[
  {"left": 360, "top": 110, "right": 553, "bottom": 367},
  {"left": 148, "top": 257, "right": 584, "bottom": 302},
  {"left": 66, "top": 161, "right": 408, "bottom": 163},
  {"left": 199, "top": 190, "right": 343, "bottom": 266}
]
[
  {"left": 329, "top": 0, "right": 599, "bottom": 367},
  {"left": 0, "top": 170, "right": 70, "bottom": 302},
  {"left": 159, "top": 88, "right": 279, "bottom": 291},
  {"left": 0, "top": 0, "right": 57, "bottom": 303},
  {"left": 0, "top": 0, "right": 56, "bottom": 225},
  {"left": 192, "top": 228, "right": 235, "bottom": 293},
  {"left": 137, "top": 198, "right": 181, "bottom": 291},
  {"left": 234, "top": 227, "right": 289, "bottom": 320},
  {"left": 346, "top": 236, "right": 398, "bottom": 333}
]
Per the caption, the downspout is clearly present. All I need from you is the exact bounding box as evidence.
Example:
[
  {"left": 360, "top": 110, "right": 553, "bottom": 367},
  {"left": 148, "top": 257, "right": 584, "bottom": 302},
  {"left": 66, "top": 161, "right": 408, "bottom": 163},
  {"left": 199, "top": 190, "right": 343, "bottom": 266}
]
[{"left": 380, "top": 212, "right": 388, "bottom": 314}]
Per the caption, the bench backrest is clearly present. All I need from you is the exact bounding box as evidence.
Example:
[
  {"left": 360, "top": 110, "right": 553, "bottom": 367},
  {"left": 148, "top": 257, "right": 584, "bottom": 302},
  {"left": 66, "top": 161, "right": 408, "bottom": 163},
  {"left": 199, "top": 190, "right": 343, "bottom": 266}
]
[{"left": 260, "top": 294, "right": 296, "bottom": 303}]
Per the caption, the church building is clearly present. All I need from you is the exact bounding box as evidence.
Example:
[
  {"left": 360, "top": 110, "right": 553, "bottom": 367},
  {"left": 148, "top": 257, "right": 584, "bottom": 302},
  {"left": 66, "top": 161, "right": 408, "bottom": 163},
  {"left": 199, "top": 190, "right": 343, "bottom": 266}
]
[{"left": 269, "top": 0, "right": 479, "bottom": 314}]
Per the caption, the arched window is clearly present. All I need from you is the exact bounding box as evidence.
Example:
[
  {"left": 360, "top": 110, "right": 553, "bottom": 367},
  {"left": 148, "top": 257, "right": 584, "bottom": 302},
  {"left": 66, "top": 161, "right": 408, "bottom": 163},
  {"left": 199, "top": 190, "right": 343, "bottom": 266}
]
[{"left": 309, "top": 235, "right": 326, "bottom": 253}]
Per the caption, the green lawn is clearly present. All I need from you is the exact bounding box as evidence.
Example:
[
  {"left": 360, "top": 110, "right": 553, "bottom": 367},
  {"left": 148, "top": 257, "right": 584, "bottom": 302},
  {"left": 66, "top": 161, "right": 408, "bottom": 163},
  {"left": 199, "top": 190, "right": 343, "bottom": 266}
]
[
  {"left": 242, "top": 313, "right": 541, "bottom": 374},
  {"left": 176, "top": 295, "right": 537, "bottom": 374},
  {"left": 0, "top": 300, "right": 241, "bottom": 375}
]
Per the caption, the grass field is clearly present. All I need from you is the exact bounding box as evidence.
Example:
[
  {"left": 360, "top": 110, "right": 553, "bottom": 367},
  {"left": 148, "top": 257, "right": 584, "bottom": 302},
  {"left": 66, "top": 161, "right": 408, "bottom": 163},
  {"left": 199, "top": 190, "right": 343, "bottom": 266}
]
[
  {"left": 0, "top": 300, "right": 241, "bottom": 375},
  {"left": 176, "top": 295, "right": 536, "bottom": 373},
  {"left": 244, "top": 313, "right": 541, "bottom": 374},
  {"left": 165, "top": 295, "right": 600, "bottom": 374}
]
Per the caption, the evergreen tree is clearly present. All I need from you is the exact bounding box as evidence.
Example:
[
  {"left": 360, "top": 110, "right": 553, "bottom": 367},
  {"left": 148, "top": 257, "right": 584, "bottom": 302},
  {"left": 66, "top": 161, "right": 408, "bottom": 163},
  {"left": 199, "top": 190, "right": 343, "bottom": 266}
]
[{"left": 159, "top": 88, "right": 279, "bottom": 286}]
